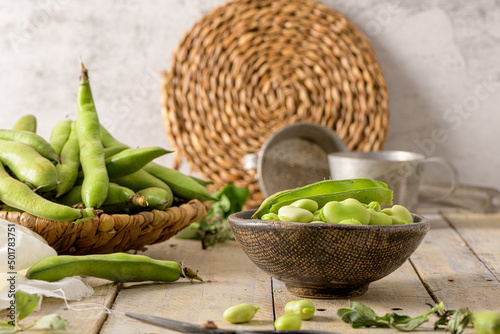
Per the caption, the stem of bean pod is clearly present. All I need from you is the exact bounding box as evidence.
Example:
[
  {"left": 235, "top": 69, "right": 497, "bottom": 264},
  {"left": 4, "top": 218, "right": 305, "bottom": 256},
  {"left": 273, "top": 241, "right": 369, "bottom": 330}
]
[
  {"left": 80, "top": 57, "right": 89, "bottom": 81},
  {"left": 131, "top": 195, "right": 148, "bottom": 207},
  {"left": 182, "top": 266, "right": 203, "bottom": 282}
]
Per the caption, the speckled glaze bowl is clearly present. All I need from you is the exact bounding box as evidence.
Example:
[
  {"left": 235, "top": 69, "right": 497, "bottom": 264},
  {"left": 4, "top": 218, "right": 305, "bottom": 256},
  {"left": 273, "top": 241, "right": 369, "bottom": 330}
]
[{"left": 228, "top": 210, "right": 430, "bottom": 298}]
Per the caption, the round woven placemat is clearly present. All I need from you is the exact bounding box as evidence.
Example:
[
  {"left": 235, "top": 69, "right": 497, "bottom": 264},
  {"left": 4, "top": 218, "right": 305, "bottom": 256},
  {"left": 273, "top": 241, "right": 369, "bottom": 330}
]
[
  {"left": 161, "top": 0, "right": 390, "bottom": 208},
  {"left": 0, "top": 200, "right": 209, "bottom": 255}
]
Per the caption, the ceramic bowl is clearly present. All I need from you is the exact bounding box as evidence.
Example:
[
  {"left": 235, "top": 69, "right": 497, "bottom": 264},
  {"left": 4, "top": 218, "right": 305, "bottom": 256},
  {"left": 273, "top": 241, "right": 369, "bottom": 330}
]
[{"left": 228, "top": 210, "right": 430, "bottom": 298}]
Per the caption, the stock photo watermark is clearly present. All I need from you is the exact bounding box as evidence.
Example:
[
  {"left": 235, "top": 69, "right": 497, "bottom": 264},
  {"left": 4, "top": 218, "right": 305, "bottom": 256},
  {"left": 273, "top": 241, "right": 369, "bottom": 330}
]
[
  {"left": 364, "top": 0, "right": 402, "bottom": 37},
  {"left": 7, "top": 0, "right": 69, "bottom": 52},
  {"left": 414, "top": 72, "right": 500, "bottom": 157},
  {"left": 101, "top": 69, "right": 162, "bottom": 133},
  {"left": 5, "top": 223, "right": 17, "bottom": 326}
]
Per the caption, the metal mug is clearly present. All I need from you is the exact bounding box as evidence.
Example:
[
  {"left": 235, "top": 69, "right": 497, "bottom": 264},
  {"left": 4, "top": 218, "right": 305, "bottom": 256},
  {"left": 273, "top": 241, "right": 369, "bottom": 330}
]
[{"left": 328, "top": 150, "right": 458, "bottom": 211}]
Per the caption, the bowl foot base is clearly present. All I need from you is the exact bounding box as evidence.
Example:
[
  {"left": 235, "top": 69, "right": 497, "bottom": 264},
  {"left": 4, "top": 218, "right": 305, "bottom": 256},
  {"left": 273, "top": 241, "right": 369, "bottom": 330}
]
[{"left": 285, "top": 283, "right": 370, "bottom": 299}]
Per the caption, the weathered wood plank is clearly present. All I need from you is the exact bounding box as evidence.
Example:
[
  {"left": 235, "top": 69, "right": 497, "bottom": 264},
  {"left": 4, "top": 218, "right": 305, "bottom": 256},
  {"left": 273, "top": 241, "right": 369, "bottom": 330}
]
[
  {"left": 441, "top": 211, "right": 500, "bottom": 281},
  {"left": 273, "top": 261, "right": 439, "bottom": 333},
  {"left": 0, "top": 277, "right": 118, "bottom": 334},
  {"left": 410, "top": 212, "right": 500, "bottom": 312},
  {"left": 100, "top": 239, "right": 274, "bottom": 334}
]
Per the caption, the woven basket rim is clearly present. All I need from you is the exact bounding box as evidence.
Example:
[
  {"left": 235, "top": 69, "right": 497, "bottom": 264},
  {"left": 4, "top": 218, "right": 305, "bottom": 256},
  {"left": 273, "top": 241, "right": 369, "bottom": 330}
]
[{"left": 0, "top": 199, "right": 210, "bottom": 255}]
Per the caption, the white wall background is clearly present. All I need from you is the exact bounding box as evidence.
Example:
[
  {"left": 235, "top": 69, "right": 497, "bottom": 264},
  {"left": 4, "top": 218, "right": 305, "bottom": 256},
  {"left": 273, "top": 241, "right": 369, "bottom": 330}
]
[{"left": 1, "top": 0, "right": 499, "bottom": 190}]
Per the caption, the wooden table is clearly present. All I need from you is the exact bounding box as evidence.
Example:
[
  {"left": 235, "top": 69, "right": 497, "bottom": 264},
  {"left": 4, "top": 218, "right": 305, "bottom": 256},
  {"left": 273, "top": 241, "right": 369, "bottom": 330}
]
[{"left": 3, "top": 207, "right": 500, "bottom": 333}]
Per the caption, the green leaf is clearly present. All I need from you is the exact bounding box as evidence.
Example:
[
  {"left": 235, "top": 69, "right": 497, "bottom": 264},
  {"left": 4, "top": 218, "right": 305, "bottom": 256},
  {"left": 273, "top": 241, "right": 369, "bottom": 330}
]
[
  {"left": 445, "top": 308, "right": 473, "bottom": 334},
  {"left": 349, "top": 301, "right": 380, "bottom": 321},
  {"left": 176, "top": 183, "right": 250, "bottom": 248},
  {"left": 337, "top": 301, "right": 447, "bottom": 332},
  {"left": 213, "top": 184, "right": 250, "bottom": 217},
  {"left": 33, "top": 314, "right": 67, "bottom": 330},
  {"left": 337, "top": 302, "right": 389, "bottom": 328},
  {"left": 15, "top": 291, "right": 40, "bottom": 322},
  {"left": 389, "top": 315, "right": 429, "bottom": 331}
]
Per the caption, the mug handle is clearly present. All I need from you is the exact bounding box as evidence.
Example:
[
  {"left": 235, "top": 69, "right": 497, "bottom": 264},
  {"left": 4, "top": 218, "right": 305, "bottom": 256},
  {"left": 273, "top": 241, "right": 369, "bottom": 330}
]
[{"left": 419, "top": 157, "right": 458, "bottom": 202}]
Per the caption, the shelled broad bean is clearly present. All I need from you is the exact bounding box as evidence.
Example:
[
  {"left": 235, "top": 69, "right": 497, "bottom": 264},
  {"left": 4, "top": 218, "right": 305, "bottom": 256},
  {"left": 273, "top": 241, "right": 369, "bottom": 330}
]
[{"left": 257, "top": 180, "right": 415, "bottom": 225}]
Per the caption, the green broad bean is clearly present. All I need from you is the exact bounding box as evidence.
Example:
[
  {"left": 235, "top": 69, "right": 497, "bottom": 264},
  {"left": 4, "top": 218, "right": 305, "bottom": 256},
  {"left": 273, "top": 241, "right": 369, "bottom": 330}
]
[
  {"left": 105, "top": 146, "right": 172, "bottom": 179},
  {"left": 274, "top": 313, "right": 302, "bottom": 330},
  {"left": 312, "top": 210, "right": 323, "bottom": 221},
  {"left": 338, "top": 218, "right": 363, "bottom": 225},
  {"left": 284, "top": 300, "right": 315, "bottom": 320},
  {"left": 390, "top": 216, "right": 407, "bottom": 225},
  {"left": 49, "top": 118, "right": 72, "bottom": 156},
  {"left": 144, "top": 162, "right": 216, "bottom": 202},
  {"left": 368, "top": 208, "right": 392, "bottom": 225},
  {"left": 268, "top": 188, "right": 393, "bottom": 215},
  {"left": 366, "top": 201, "right": 381, "bottom": 211},
  {"left": 55, "top": 121, "right": 80, "bottom": 197},
  {"left": 12, "top": 114, "right": 37, "bottom": 133},
  {"left": 381, "top": 205, "right": 413, "bottom": 224},
  {"left": 26, "top": 253, "right": 202, "bottom": 283},
  {"left": 99, "top": 124, "right": 129, "bottom": 150},
  {"left": 56, "top": 185, "right": 84, "bottom": 207},
  {"left": 58, "top": 183, "right": 148, "bottom": 214},
  {"left": 278, "top": 205, "right": 314, "bottom": 223},
  {"left": 320, "top": 198, "right": 370, "bottom": 225},
  {"left": 112, "top": 169, "right": 172, "bottom": 193},
  {"left": 0, "top": 129, "right": 59, "bottom": 163},
  {"left": 103, "top": 146, "right": 128, "bottom": 159},
  {"left": 0, "top": 161, "right": 94, "bottom": 222},
  {"left": 472, "top": 310, "right": 500, "bottom": 334},
  {"left": 136, "top": 187, "right": 173, "bottom": 211},
  {"left": 189, "top": 175, "right": 213, "bottom": 187},
  {"left": 223, "top": 303, "right": 259, "bottom": 324},
  {"left": 253, "top": 178, "right": 389, "bottom": 219},
  {"left": 290, "top": 198, "right": 318, "bottom": 213},
  {"left": 0, "top": 139, "right": 58, "bottom": 192},
  {"left": 261, "top": 213, "right": 280, "bottom": 221},
  {"left": 77, "top": 62, "right": 109, "bottom": 209},
  {"left": 97, "top": 124, "right": 215, "bottom": 202}
]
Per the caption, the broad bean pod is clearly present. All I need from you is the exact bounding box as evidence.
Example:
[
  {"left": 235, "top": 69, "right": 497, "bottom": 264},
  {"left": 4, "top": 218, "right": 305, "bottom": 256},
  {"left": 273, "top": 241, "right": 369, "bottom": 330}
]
[
  {"left": 99, "top": 124, "right": 128, "bottom": 150},
  {"left": 253, "top": 178, "right": 389, "bottom": 218},
  {"left": 12, "top": 114, "right": 37, "bottom": 133},
  {"left": 144, "top": 163, "right": 215, "bottom": 202},
  {"left": 26, "top": 253, "right": 202, "bottom": 283},
  {"left": 105, "top": 146, "right": 172, "bottom": 179},
  {"left": 0, "top": 161, "right": 94, "bottom": 222},
  {"left": 49, "top": 118, "right": 72, "bottom": 156},
  {"left": 0, "top": 129, "right": 59, "bottom": 163},
  {"left": 268, "top": 188, "right": 393, "bottom": 215},
  {"left": 77, "top": 62, "right": 109, "bottom": 208},
  {"left": 57, "top": 183, "right": 147, "bottom": 214},
  {"left": 136, "top": 187, "right": 173, "bottom": 211},
  {"left": 0, "top": 139, "right": 58, "bottom": 192},
  {"left": 111, "top": 169, "right": 172, "bottom": 193},
  {"left": 98, "top": 124, "right": 212, "bottom": 202},
  {"left": 55, "top": 121, "right": 80, "bottom": 197}
]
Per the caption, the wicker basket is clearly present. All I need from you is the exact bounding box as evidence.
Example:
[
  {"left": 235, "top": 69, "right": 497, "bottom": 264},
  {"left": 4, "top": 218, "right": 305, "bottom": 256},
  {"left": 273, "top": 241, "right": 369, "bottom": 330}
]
[
  {"left": 0, "top": 200, "right": 209, "bottom": 255},
  {"left": 161, "top": 0, "right": 390, "bottom": 208}
]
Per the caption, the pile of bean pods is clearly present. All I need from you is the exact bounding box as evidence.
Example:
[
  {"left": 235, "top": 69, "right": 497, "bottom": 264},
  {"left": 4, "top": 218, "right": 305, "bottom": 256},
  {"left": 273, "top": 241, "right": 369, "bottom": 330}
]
[
  {"left": 0, "top": 62, "right": 214, "bottom": 223},
  {"left": 253, "top": 178, "right": 415, "bottom": 225}
]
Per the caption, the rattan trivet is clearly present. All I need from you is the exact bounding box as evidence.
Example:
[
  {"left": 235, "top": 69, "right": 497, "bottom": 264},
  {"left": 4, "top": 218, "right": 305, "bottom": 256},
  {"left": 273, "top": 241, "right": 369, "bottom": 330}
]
[{"left": 161, "top": 0, "right": 390, "bottom": 208}]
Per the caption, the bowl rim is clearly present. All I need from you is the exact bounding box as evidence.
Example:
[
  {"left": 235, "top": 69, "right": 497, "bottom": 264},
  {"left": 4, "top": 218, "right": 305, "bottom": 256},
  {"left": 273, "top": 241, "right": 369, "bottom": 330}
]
[{"left": 228, "top": 209, "right": 430, "bottom": 230}]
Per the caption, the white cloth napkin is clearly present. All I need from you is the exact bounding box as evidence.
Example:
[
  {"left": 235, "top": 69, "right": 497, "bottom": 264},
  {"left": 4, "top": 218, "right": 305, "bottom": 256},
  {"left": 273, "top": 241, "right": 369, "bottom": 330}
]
[{"left": 0, "top": 219, "right": 94, "bottom": 310}]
